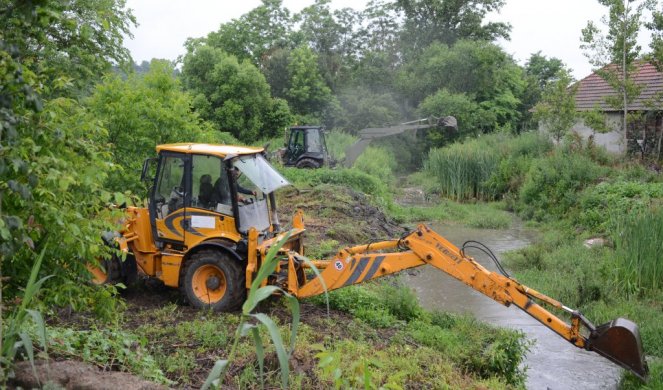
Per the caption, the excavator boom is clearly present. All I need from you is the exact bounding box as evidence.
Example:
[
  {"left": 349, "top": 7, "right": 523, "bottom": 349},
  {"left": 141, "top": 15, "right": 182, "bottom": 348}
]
[{"left": 277, "top": 224, "right": 648, "bottom": 380}]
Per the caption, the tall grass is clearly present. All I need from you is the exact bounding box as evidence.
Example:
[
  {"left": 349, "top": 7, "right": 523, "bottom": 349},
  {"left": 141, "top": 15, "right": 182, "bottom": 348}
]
[
  {"left": 325, "top": 131, "right": 357, "bottom": 161},
  {"left": 426, "top": 145, "right": 499, "bottom": 200},
  {"left": 611, "top": 208, "right": 663, "bottom": 295},
  {"left": 424, "top": 132, "right": 552, "bottom": 201}
]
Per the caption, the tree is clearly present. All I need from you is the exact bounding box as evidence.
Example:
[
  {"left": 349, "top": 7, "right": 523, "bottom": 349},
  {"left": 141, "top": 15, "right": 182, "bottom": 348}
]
[
  {"left": 525, "top": 52, "right": 566, "bottom": 91},
  {"left": 395, "top": 0, "right": 511, "bottom": 56},
  {"left": 398, "top": 40, "right": 525, "bottom": 131},
  {"left": 0, "top": 0, "right": 135, "bottom": 311},
  {"left": 0, "top": 0, "right": 136, "bottom": 95},
  {"left": 336, "top": 87, "right": 403, "bottom": 132},
  {"left": 87, "top": 60, "right": 226, "bottom": 194},
  {"left": 204, "top": 0, "right": 293, "bottom": 67},
  {"left": 181, "top": 45, "right": 292, "bottom": 142},
  {"left": 285, "top": 45, "right": 334, "bottom": 118},
  {"left": 293, "top": 0, "right": 364, "bottom": 89},
  {"left": 533, "top": 71, "right": 578, "bottom": 143},
  {"left": 418, "top": 88, "right": 493, "bottom": 145},
  {"left": 581, "top": 0, "right": 655, "bottom": 145},
  {"left": 648, "top": 6, "right": 663, "bottom": 69},
  {"left": 262, "top": 47, "right": 293, "bottom": 98},
  {"left": 520, "top": 52, "right": 568, "bottom": 130}
]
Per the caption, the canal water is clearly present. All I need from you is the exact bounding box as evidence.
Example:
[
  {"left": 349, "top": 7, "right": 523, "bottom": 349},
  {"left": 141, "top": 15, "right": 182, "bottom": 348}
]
[{"left": 403, "top": 223, "right": 621, "bottom": 390}]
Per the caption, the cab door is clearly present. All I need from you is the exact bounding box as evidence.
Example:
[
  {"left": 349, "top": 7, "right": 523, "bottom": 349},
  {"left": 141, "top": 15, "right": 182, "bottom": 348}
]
[
  {"left": 150, "top": 152, "right": 191, "bottom": 244},
  {"left": 286, "top": 130, "right": 305, "bottom": 165}
]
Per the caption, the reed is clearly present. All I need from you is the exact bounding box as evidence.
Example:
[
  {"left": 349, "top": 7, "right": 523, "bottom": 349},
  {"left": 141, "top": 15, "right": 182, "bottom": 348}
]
[
  {"left": 424, "top": 132, "right": 551, "bottom": 201},
  {"left": 612, "top": 208, "right": 663, "bottom": 295},
  {"left": 425, "top": 139, "right": 500, "bottom": 201}
]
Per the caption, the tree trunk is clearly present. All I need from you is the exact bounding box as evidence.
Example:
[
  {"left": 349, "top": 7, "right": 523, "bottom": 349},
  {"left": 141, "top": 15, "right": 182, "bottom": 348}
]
[{"left": 623, "top": 3, "right": 628, "bottom": 154}]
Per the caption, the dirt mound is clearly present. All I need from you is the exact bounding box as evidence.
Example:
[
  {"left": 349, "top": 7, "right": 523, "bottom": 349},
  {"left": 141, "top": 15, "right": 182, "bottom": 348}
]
[
  {"left": 11, "top": 360, "right": 166, "bottom": 390},
  {"left": 278, "top": 185, "right": 406, "bottom": 251}
]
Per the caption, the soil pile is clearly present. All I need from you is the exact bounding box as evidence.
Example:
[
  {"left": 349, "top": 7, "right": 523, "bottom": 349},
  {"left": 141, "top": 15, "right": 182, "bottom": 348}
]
[
  {"left": 11, "top": 360, "right": 165, "bottom": 390},
  {"left": 277, "top": 184, "right": 405, "bottom": 247}
]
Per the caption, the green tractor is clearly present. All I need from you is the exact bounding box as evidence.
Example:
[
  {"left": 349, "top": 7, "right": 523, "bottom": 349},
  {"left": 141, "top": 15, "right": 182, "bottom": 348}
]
[
  {"left": 281, "top": 126, "right": 331, "bottom": 169},
  {"left": 280, "top": 116, "right": 458, "bottom": 169}
]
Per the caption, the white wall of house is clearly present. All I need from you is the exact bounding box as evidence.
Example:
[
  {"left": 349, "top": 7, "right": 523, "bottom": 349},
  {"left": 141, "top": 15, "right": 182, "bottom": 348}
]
[{"left": 570, "top": 113, "right": 625, "bottom": 154}]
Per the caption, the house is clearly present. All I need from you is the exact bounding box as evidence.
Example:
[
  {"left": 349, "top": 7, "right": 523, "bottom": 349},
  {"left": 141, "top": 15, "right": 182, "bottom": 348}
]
[{"left": 571, "top": 61, "right": 663, "bottom": 155}]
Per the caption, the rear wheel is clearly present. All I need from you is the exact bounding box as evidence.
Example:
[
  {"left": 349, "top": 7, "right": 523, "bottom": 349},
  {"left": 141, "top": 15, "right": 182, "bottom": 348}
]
[
  {"left": 295, "top": 158, "right": 321, "bottom": 169},
  {"left": 182, "top": 250, "right": 246, "bottom": 311}
]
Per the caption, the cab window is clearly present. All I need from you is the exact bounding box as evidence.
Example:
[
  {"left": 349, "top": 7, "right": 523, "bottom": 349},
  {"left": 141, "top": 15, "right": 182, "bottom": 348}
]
[
  {"left": 155, "top": 155, "right": 186, "bottom": 217},
  {"left": 192, "top": 154, "right": 232, "bottom": 214}
]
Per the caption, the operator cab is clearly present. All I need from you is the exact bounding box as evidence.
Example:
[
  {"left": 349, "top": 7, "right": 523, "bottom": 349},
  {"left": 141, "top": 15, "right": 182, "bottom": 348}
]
[
  {"left": 143, "top": 144, "right": 290, "bottom": 248},
  {"left": 283, "top": 126, "right": 330, "bottom": 168}
]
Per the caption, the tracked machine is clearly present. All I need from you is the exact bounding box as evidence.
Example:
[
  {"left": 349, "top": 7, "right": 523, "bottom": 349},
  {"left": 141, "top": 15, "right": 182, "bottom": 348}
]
[{"left": 90, "top": 143, "right": 649, "bottom": 380}]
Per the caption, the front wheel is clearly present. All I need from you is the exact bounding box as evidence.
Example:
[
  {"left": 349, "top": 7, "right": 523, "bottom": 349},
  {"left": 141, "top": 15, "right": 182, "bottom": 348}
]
[
  {"left": 182, "top": 250, "right": 246, "bottom": 311},
  {"left": 295, "top": 158, "right": 322, "bottom": 169}
]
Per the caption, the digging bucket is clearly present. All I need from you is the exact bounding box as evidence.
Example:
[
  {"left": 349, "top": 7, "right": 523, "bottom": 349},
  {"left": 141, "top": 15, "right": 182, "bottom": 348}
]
[{"left": 587, "top": 318, "right": 648, "bottom": 380}]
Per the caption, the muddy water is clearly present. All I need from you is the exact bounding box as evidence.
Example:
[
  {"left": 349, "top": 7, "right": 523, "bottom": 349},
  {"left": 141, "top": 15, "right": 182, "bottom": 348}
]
[{"left": 403, "top": 223, "right": 621, "bottom": 390}]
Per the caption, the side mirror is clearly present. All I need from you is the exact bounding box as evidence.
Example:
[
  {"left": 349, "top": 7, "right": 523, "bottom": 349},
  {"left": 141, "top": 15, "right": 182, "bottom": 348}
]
[{"left": 140, "top": 157, "right": 157, "bottom": 182}]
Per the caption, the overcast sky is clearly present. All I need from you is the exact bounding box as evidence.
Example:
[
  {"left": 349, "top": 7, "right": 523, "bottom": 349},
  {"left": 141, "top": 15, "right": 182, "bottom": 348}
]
[{"left": 124, "top": 0, "right": 654, "bottom": 80}]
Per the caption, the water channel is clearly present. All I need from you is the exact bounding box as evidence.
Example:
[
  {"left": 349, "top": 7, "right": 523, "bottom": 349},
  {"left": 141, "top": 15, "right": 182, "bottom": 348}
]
[{"left": 403, "top": 222, "right": 621, "bottom": 390}]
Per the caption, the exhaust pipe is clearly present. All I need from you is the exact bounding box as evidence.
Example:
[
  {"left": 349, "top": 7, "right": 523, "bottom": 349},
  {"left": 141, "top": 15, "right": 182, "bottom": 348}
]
[{"left": 587, "top": 318, "right": 649, "bottom": 380}]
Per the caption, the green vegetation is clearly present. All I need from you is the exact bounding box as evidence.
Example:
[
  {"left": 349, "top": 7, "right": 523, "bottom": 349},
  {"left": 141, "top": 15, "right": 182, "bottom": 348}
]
[
  {"left": 308, "top": 280, "right": 529, "bottom": 387},
  {"left": 3, "top": 0, "right": 663, "bottom": 388},
  {"left": 517, "top": 151, "right": 608, "bottom": 221},
  {"left": 425, "top": 132, "right": 553, "bottom": 201},
  {"left": 390, "top": 200, "right": 512, "bottom": 229},
  {"left": 282, "top": 167, "right": 391, "bottom": 203},
  {"left": 612, "top": 209, "right": 663, "bottom": 295},
  {"left": 88, "top": 60, "right": 225, "bottom": 194},
  {"left": 1, "top": 249, "right": 50, "bottom": 383},
  {"left": 413, "top": 125, "right": 663, "bottom": 387},
  {"left": 44, "top": 325, "right": 169, "bottom": 384}
]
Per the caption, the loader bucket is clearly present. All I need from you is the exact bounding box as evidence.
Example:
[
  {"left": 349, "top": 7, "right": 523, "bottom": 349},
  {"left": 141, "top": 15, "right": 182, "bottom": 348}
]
[{"left": 587, "top": 318, "right": 648, "bottom": 380}]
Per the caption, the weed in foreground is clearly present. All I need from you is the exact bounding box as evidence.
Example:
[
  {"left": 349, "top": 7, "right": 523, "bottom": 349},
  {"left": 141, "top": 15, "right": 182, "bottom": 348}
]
[
  {"left": 1, "top": 248, "right": 51, "bottom": 386},
  {"left": 202, "top": 233, "right": 328, "bottom": 389}
]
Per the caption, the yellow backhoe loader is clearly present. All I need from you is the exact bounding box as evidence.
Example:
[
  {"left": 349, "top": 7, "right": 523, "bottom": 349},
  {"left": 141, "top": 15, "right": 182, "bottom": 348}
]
[{"left": 90, "top": 143, "right": 649, "bottom": 380}]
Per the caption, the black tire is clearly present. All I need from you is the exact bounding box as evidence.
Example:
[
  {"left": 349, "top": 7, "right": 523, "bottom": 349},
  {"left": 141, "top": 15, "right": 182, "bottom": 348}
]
[
  {"left": 181, "top": 250, "right": 246, "bottom": 311},
  {"left": 295, "top": 158, "right": 322, "bottom": 169}
]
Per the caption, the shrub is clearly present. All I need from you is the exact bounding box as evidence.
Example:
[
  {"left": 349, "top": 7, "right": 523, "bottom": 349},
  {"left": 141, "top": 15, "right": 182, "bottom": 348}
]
[
  {"left": 517, "top": 151, "right": 607, "bottom": 221},
  {"left": 577, "top": 181, "right": 663, "bottom": 233},
  {"left": 282, "top": 167, "right": 391, "bottom": 202},
  {"left": 407, "top": 314, "right": 529, "bottom": 386},
  {"left": 308, "top": 284, "right": 398, "bottom": 328},
  {"left": 381, "top": 283, "right": 424, "bottom": 322},
  {"left": 325, "top": 130, "right": 357, "bottom": 161},
  {"left": 354, "top": 147, "right": 397, "bottom": 182}
]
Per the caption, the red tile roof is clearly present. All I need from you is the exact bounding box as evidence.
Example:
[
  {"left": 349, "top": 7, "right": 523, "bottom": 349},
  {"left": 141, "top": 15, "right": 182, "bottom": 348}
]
[{"left": 574, "top": 61, "right": 663, "bottom": 111}]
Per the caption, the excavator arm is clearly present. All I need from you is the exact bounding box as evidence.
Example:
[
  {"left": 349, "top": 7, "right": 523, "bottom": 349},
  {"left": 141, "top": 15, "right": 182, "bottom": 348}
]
[
  {"left": 281, "top": 224, "right": 649, "bottom": 380},
  {"left": 343, "top": 116, "right": 458, "bottom": 167}
]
